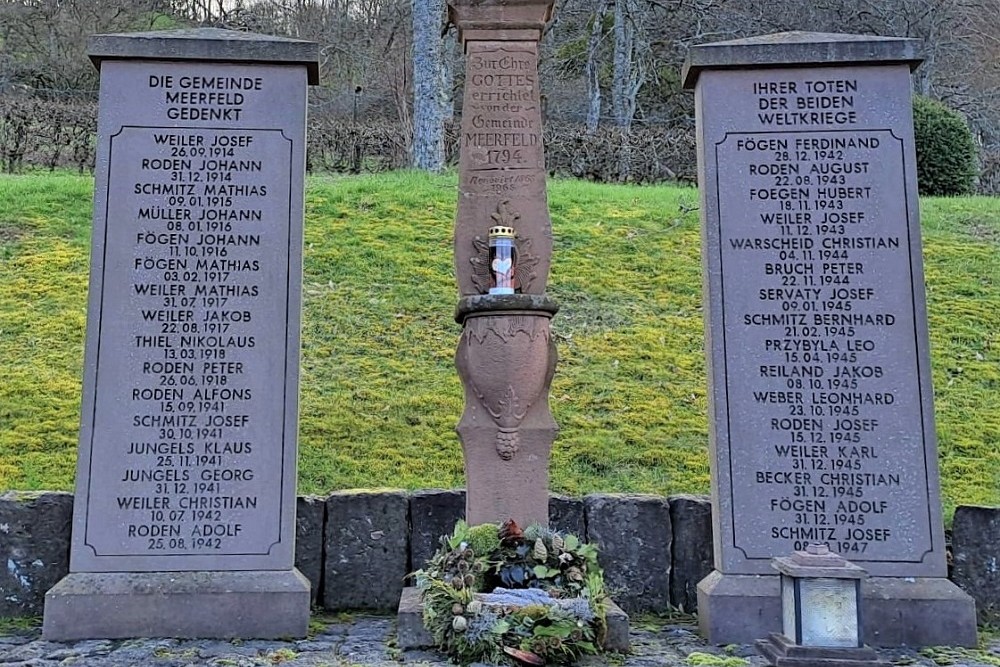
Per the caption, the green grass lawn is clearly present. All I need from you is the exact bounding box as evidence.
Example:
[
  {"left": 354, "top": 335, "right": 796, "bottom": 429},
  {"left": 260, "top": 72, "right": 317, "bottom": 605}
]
[{"left": 0, "top": 171, "right": 998, "bottom": 520}]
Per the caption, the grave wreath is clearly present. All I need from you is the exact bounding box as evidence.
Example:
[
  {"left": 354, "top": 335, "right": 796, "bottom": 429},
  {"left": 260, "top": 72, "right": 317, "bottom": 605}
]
[{"left": 414, "top": 520, "right": 608, "bottom": 665}]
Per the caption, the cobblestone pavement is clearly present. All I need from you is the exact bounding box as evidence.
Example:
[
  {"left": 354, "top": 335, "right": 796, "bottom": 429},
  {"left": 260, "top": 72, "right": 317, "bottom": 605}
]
[{"left": 3, "top": 614, "right": 1000, "bottom": 667}]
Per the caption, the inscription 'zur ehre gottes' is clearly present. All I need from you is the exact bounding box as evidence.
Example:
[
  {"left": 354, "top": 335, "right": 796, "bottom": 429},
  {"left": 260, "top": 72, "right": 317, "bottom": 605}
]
[
  {"left": 82, "top": 68, "right": 293, "bottom": 562},
  {"left": 463, "top": 50, "right": 541, "bottom": 169},
  {"left": 713, "top": 72, "right": 934, "bottom": 568}
]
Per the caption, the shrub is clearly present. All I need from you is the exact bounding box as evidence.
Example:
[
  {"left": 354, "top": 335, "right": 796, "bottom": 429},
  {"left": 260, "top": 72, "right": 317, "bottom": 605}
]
[
  {"left": 0, "top": 95, "right": 96, "bottom": 173},
  {"left": 912, "top": 96, "right": 978, "bottom": 196}
]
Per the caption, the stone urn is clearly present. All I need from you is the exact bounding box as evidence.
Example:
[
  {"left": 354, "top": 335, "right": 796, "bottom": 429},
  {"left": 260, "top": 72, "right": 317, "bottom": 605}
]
[{"left": 455, "top": 295, "right": 558, "bottom": 526}]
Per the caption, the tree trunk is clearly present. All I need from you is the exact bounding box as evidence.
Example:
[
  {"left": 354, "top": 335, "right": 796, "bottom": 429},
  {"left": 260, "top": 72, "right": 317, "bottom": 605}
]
[
  {"left": 442, "top": 28, "right": 457, "bottom": 122},
  {"left": 611, "top": 0, "right": 645, "bottom": 181},
  {"left": 411, "top": 0, "right": 446, "bottom": 172},
  {"left": 585, "top": 0, "right": 610, "bottom": 135}
]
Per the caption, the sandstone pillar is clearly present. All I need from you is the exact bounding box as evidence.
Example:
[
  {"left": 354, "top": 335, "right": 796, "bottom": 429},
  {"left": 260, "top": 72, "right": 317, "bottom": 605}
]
[{"left": 450, "top": 0, "right": 558, "bottom": 527}]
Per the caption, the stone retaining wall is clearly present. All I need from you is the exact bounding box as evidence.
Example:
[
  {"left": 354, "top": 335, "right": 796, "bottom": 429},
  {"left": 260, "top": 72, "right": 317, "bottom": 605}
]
[{"left": 3, "top": 490, "right": 997, "bottom": 622}]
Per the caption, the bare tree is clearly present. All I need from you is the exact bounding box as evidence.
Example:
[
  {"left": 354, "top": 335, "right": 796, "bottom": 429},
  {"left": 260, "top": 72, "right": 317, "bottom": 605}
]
[
  {"left": 0, "top": 0, "right": 169, "bottom": 93},
  {"left": 442, "top": 27, "right": 458, "bottom": 121},
  {"left": 611, "top": 0, "right": 644, "bottom": 127},
  {"left": 0, "top": 0, "right": 996, "bottom": 185},
  {"left": 585, "top": 0, "right": 611, "bottom": 134},
  {"left": 410, "top": 0, "right": 446, "bottom": 171},
  {"left": 610, "top": 0, "right": 648, "bottom": 180}
]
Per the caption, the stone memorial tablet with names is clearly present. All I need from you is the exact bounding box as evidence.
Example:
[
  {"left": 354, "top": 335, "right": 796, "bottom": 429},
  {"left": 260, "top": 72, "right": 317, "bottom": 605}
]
[
  {"left": 694, "top": 62, "right": 945, "bottom": 578},
  {"left": 71, "top": 59, "right": 306, "bottom": 573},
  {"left": 685, "top": 34, "right": 977, "bottom": 648}
]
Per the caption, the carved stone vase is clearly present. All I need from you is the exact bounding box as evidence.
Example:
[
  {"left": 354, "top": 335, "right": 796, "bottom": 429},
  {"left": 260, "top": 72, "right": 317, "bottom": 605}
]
[{"left": 455, "top": 295, "right": 558, "bottom": 526}]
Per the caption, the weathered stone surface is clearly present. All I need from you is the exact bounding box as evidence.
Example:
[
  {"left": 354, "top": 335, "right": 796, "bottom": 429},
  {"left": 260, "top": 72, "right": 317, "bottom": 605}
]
[
  {"left": 451, "top": 1, "right": 560, "bottom": 530},
  {"left": 684, "top": 29, "right": 975, "bottom": 648},
  {"left": 697, "top": 571, "right": 978, "bottom": 648},
  {"left": 396, "top": 586, "right": 434, "bottom": 649},
  {"left": 323, "top": 491, "right": 409, "bottom": 612},
  {"left": 550, "top": 493, "right": 586, "bottom": 537},
  {"left": 45, "top": 27, "right": 316, "bottom": 640},
  {"left": 686, "top": 32, "right": 945, "bottom": 579},
  {"left": 669, "top": 495, "right": 713, "bottom": 614},
  {"left": 697, "top": 571, "right": 780, "bottom": 645},
  {"left": 862, "top": 577, "right": 977, "bottom": 647},
  {"left": 451, "top": 34, "right": 552, "bottom": 296},
  {"left": 73, "top": 52, "right": 308, "bottom": 574},
  {"left": 456, "top": 310, "right": 558, "bottom": 528},
  {"left": 89, "top": 28, "right": 320, "bottom": 83},
  {"left": 455, "top": 294, "right": 559, "bottom": 323},
  {"left": 296, "top": 495, "right": 326, "bottom": 606},
  {"left": 584, "top": 494, "right": 671, "bottom": 612},
  {"left": 603, "top": 599, "right": 630, "bottom": 652},
  {"left": 409, "top": 489, "right": 465, "bottom": 573},
  {"left": 0, "top": 491, "right": 72, "bottom": 616},
  {"left": 951, "top": 505, "right": 1000, "bottom": 622}
]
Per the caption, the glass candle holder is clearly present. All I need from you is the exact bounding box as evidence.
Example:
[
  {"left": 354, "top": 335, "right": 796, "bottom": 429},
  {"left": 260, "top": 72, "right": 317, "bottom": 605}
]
[{"left": 488, "top": 225, "right": 517, "bottom": 294}]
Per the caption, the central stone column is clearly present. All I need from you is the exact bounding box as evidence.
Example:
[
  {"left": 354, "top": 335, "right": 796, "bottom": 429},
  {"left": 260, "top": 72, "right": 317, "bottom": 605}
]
[{"left": 450, "top": 0, "right": 557, "bottom": 527}]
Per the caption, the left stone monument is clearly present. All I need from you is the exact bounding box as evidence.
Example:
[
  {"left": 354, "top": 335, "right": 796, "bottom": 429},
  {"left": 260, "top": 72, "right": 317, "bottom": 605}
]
[{"left": 43, "top": 28, "right": 319, "bottom": 641}]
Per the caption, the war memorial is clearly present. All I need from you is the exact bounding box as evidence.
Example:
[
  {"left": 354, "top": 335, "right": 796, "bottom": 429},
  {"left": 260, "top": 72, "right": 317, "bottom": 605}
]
[{"left": 0, "top": 2, "right": 985, "bottom": 661}]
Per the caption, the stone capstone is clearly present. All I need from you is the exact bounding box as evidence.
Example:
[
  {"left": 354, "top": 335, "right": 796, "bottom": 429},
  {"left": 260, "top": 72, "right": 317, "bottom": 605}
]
[
  {"left": 681, "top": 31, "right": 921, "bottom": 89},
  {"left": 584, "top": 493, "right": 671, "bottom": 613},
  {"left": 323, "top": 491, "right": 409, "bottom": 612},
  {"left": 88, "top": 27, "right": 320, "bottom": 83}
]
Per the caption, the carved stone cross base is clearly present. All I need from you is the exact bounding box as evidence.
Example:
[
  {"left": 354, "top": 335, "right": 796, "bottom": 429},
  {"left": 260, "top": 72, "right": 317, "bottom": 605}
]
[{"left": 455, "top": 295, "right": 558, "bottom": 526}]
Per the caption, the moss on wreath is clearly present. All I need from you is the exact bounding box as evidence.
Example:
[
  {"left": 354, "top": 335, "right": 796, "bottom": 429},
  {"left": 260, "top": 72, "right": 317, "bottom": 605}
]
[{"left": 414, "top": 519, "right": 608, "bottom": 665}]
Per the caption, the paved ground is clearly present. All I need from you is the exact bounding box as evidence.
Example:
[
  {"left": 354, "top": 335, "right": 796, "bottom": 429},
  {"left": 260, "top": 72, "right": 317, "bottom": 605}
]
[{"left": 3, "top": 614, "right": 1000, "bottom": 667}]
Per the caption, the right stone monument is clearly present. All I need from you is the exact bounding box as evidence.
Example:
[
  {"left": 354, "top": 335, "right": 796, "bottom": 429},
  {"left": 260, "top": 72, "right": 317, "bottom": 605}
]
[{"left": 682, "top": 32, "right": 977, "bottom": 647}]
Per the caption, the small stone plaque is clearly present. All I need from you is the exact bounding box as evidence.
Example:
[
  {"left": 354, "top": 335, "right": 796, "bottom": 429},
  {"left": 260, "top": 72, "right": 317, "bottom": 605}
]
[
  {"left": 694, "top": 62, "right": 945, "bottom": 576},
  {"left": 71, "top": 59, "right": 307, "bottom": 572}
]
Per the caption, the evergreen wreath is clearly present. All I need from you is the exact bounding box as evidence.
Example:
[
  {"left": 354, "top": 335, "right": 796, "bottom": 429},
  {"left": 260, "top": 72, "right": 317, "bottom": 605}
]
[{"left": 414, "top": 519, "right": 609, "bottom": 665}]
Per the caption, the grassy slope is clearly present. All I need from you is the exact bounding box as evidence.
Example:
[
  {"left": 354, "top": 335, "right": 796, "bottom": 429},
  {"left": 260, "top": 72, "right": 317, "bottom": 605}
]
[{"left": 0, "top": 172, "right": 997, "bottom": 520}]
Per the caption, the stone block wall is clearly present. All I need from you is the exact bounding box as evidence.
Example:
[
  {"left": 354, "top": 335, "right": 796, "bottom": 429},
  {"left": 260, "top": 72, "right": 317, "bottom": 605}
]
[
  {"left": 951, "top": 505, "right": 1000, "bottom": 623},
  {"left": 0, "top": 491, "right": 73, "bottom": 616},
  {"left": 2, "top": 490, "right": 998, "bottom": 621}
]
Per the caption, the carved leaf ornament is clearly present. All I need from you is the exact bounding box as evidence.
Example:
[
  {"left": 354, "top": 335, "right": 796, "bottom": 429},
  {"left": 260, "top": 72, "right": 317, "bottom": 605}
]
[{"left": 460, "top": 314, "right": 551, "bottom": 461}]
